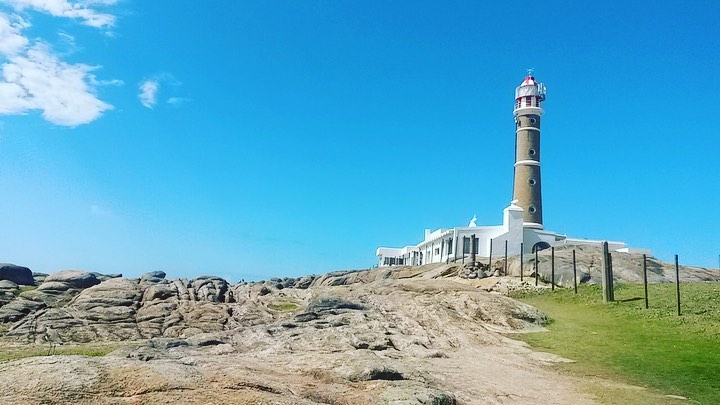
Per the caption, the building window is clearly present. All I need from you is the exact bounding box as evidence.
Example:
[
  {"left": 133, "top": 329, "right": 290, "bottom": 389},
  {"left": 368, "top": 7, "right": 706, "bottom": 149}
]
[
  {"left": 463, "top": 237, "right": 470, "bottom": 254},
  {"left": 530, "top": 117, "right": 537, "bottom": 124},
  {"left": 529, "top": 149, "right": 536, "bottom": 156},
  {"left": 448, "top": 238, "right": 453, "bottom": 253},
  {"left": 529, "top": 178, "right": 536, "bottom": 186},
  {"left": 525, "top": 97, "right": 531, "bottom": 107},
  {"left": 435, "top": 248, "right": 440, "bottom": 255}
]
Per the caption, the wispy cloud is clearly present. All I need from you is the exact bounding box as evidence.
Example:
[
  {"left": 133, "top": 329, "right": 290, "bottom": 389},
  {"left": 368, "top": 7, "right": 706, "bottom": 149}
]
[
  {"left": 167, "top": 96, "right": 190, "bottom": 107},
  {"left": 89, "top": 204, "right": 107, "bottom": 217},
  {"left": 139, "top": 79, "right": 159, "bottom": 108},
  {"left": 0, "top": 12, "right": 29, "bottom": 55},
  {"left": 0, "top": 4, "right": 118, "bottom": 126},
  {"left": 0, "top": 43, "right": 113, "bottom": 126},
  {"left": 3, "top": 0, "right": 117, "bottom": 28}
]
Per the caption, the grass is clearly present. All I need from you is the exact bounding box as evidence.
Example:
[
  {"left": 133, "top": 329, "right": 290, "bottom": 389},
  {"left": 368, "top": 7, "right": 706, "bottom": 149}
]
[
  {"left": 510, "top": 282, "right": 720, "bottom": 404},
  {"left": 267, "top": 301, "right": 301, "bottom": 312},
  {"left": 0, "top": 343, "right": 120, "bottom": 362},
  {"left": 13, "top": 286, "right": 38, "bottom": 296}
]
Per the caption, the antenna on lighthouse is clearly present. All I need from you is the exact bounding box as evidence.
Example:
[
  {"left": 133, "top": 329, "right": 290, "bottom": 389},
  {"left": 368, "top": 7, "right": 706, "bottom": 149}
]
[{"left": 527, "top": 68, "right": 535, "bottom": 76}]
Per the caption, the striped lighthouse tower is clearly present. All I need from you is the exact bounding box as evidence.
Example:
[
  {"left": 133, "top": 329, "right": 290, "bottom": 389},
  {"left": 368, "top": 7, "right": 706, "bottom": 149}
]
[{"left": 512, "top": 71, "right": 547, "bottom": 229}]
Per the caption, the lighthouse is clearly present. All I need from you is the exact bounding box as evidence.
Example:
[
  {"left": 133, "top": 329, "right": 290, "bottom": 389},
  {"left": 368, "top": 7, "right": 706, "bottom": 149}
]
[{"left": 512, "top": 71, "right": 547, "bottom": 229}]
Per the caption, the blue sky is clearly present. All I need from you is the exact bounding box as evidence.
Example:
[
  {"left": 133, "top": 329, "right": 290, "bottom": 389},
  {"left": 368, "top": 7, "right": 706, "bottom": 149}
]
[{"left": 0, "top": 1, "right": 718, "bottom": 281}]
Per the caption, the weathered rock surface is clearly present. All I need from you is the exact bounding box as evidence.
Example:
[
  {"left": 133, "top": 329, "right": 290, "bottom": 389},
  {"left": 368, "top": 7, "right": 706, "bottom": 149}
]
[
  {"left": 0, "top": 264, "right": 34, "bottom": 285},
  {"left": 0, "top": 253, "right": 716, "bottom": 403},
  {"left": 44, "top": 270, "right": 101, "bottom": 289}
]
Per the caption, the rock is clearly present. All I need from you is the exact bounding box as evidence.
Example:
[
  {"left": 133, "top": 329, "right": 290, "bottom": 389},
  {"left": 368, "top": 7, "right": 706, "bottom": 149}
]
[
  {"left": 191, "top": 276, "right": 229, "bottom": 302},
  {"left": 90, "top": 272, "right": 122, "bottom": 282},
  {"left": 44, "top": 271, "right": 100, "bottom": 289},
  {"left": 32, "top": 272, "right": 49, "bottom": 284},
  {"left": 0, "top": 264, "right": 35, "bottom": 285},
  {"left": 141, "top": 271, "right": 166, "bottom": 282},
  {"left": 468, "top": 272, "right": 478, "bottom": 279},
  {"left": 306, "top": 297, "right": 364, "bottom": 313},
  {"left": 259, "top": 286, "right": 271, "bottom": 296},
  {"left": 295, "top": 275, "right": 314, "bottom": 289},
  {"left": 275, "top": 283, "right": 284, "bottom": 290},
  {"left": 294, "top": 312, "right": 319, "bottom": 322},
  {"left": 0, "top": 280, "right": 18, "bottom": 290},
  {"left": 36, "top": 282, "right": 72, "bottom": 292},
  {"left": 149, "top": 338, "right": 189, "bottom": 349},
  {"left": 0, "top": 299, "right": 45, "bottom": 322},
  {"left": 349, "top": 366, "right": 404, "bottom": 382}
]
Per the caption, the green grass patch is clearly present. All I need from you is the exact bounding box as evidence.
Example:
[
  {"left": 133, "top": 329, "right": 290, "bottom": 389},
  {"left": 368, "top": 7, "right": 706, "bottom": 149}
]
[
  {"left": 13, "top": 286, "right": 38, "bottom": 296},
  {"left": 510, "top": 282, "right": 720, "bottom": 404},
  {"left": 0, "top": 343, "right": 120, "bottom": 362},
  {"left": 267, "top": 301, "right": 301, "bottom": 312}
]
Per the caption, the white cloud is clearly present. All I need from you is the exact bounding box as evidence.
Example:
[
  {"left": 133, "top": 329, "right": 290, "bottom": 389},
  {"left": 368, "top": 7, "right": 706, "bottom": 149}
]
[
  {"left": 0, "top": 43, "right": 112, "bottom": 126},
  {"left": 0, "top": 6, "right": 117, "bottom": 126},
  {"left": 0, "top": 12, "right": 28, "bottom": 55},
  {"left": 3, "top": 0, "right": 117, "bottom": 28},
  {"left": 139, "top": 79, "right": 158, "bottom": 108},
  {"left": 167, "top": 96, "right": 190, "bottom": 107}
]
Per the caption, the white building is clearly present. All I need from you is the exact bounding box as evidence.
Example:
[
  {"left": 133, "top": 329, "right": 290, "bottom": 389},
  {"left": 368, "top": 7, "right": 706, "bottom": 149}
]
[{"left": 376, "top": 72, "right": 648, "bottom": 267}]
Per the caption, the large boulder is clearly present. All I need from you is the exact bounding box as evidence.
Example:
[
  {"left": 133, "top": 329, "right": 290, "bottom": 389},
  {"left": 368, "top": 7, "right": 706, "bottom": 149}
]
[
  {"left": 141, "top": 271, "right": 166, "bottom": 282},
  {"left": 0, "top": 264, "right": 35, "bottom": 285},
  {"left": 44, "top": 271, "right": 100, "bottom": 289}
]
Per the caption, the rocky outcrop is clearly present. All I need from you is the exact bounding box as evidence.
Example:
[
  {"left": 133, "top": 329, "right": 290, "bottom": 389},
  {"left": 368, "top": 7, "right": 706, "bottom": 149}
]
[
  {"left": 0, "top": 264, "right": 35, "bottom": 285},
  {"left": 0, "top": 255, "right": 701, "bottom": 404},
  {"left": 44, "top": 271, "right": 101, "bottom": 289}
]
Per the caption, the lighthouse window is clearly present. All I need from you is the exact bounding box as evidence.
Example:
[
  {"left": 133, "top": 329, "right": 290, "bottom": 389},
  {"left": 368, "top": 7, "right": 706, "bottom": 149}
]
[
  {"left": 528, "top": 179, "right": 536, "bottom": 186},
  {"left": 529, "top": 149, "right": 536, "bottom": 156},
  {"left": 530, "top": 118, "right": 537, "bottom": 124},
  {"left": 525, "top": 98, "right": 531, "bottom": 107},
  {"left": 529, "top": 206, "right": 537, "bottom": 214}
]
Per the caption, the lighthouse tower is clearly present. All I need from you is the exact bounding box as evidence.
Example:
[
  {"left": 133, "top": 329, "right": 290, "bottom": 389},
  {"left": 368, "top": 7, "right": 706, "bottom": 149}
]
[{"left": 512, "top": 71, "right": 547, "bottom": 229}]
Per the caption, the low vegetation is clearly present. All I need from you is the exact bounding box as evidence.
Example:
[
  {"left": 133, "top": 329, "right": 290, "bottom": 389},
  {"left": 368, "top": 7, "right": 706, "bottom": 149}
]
[
  {"left": 0, "top": 344, "right": 120, "bottom": 362},
  {"left": 12, "top": 286, "right": 38, "bottom": 296},
  {"left": 267, "top": 301, "right": 301, "bottom": 312},
  {"left": 510, "top": 282, "right": 720, "bottom": 404}
]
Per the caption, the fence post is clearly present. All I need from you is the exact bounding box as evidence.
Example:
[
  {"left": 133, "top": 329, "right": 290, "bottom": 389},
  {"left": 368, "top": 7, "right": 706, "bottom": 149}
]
[
  {"left": 551, "top": 247, "right": 555, "bottom": 291},
  {"left": 489, "top": 239, "right": 493, "bottom": 272},
  {"left": 520, "top": 242, "right": 524, "bottom": 282},
  {"left": 534, "top": 249, "right": 539, "bottom": 286},
  {"left": 573, "top": 249, "right": 577, "bottom": 294},
  {"left": 601, "top": 242, "right": 614, "bottom": 303},
  {"left": 675, "top": 255, "right": 681, "bottom": 316},
  {"left": 504, "top": 240, "right": 508, "bottom": 276},
  {"left": 471, "top": 235, "right": 477, "bottom": 266},
  {"left": 643, "top": 254, "right": 649, "bottom": 309}
]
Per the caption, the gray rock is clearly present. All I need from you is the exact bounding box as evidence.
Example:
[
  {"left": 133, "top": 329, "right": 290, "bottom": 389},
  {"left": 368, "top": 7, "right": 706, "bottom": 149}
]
[
  {"left": 0, "top": 298, "right": 45, "bottom": 322},
  {"left": 295, "top": 275, "right": 315, "bottom": 289},
  {"left": 149, "top": 338, "right": 189, "bottom": 349},
  {"left": 36, "top": 282, "right": 72, "bottom": 292},
  {"left": 259, "top": 286, "right": 271, "bottom": 296},
  {"left": 0, "top": 280, "right": 18, "bottom": 290},
  {"left": 90, "top": 272, "right": 122, "bottom": 282},
  {"left": 141, "top": 271, "right": 166, "bottom": 281},
  {"left": 0, "top": 264, "right": 35, "bottom": 285},
  {"left": 45, "top": 271, "right": 100, "bottom": 289},
  {"left": 306, "top": 297, "right": 364, "bottom": 313},
  {"left": 32, "top": 272, "right": 49, "bottom": 284},
  {"left": 349, "top": 366, "right": 404, "bottom": 382}
]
